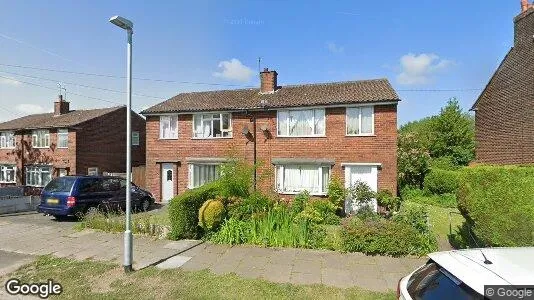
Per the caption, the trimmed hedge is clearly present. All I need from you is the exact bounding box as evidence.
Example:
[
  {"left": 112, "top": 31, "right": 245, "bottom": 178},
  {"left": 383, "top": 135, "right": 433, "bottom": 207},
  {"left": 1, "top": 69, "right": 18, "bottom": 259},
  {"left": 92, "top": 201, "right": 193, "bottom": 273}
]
[
  {"left": 424, "top": 168, "right": 460, "bottom": 195},
  {"left": 457, "top": 166, "right": 534, "bottom": 247},
  {"left": 168, "top": 182, "right": 220, "bottom": 240}
]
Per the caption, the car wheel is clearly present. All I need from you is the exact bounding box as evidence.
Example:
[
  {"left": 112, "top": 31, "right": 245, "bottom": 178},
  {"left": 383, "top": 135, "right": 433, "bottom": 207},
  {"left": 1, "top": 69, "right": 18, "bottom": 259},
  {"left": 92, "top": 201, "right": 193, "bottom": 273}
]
[{"left": 141, "top": 198, "right": 151, "bottom": 212}]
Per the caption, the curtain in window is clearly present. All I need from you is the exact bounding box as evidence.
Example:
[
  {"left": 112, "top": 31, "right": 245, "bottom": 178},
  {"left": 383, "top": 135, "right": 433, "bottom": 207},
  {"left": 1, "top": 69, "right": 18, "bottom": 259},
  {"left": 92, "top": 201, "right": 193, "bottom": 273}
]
[
  {"left": 194, "top": 116, "right": 202, "bottom": 138},
  {"left": 169, "top": 116, "right": 178, "bottom": 137},
  {"left": 300, "top": 166, "right": 320, "bottom": 193},
  {"left": 283, "top": 166, "right": 302, "bottom": 192},
  {"left": 161, "top": 117, "right": 170, "bottom": 138},
  {"left": 361, "top": 107, "right": 373, "bottom": 134},
  {"left": 314, "top": 109, "right": 325, "bottom": 135},
  {"left": 289, "top": 110, "right": 313, "bottom": 136},
  {"left": 346, "top": 108, "right": 360, "bottom": 135},
  {"left": 277, "top": 111, "right": 288, "bottom": 135}
]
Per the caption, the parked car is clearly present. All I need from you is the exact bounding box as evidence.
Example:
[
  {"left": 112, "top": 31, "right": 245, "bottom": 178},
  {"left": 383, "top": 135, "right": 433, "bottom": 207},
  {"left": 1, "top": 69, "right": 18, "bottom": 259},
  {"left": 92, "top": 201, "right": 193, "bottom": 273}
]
[
  {"left": 397, "top": 247, "right": 534, "bottom": 299},
  {"left": 37, "top": 176, "right": 155, "bottom": 219}
]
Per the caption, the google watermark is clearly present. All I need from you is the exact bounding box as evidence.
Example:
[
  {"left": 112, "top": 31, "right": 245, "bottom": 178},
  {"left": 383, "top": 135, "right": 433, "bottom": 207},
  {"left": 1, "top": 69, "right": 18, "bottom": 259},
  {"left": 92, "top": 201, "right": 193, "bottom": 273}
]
[
  {"left": 5, "top": 278, "right": 62, "bottom": 299},
  {"left": 485, "top": 285, "right": 534, "bottom": 299}
]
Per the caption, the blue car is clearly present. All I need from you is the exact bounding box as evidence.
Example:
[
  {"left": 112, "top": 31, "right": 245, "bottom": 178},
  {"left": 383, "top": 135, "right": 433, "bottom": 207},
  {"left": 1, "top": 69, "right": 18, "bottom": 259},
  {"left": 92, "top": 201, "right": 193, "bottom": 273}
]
[{"left": 37, "top": 176, "right": 155, "bottom": 219}]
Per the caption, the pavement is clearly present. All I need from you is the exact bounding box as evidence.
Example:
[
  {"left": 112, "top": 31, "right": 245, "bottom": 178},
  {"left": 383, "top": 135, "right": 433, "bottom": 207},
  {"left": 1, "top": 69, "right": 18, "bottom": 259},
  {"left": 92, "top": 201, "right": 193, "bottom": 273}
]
[{"left": 0, "top": 212, "right": 427, "bottom": 293}]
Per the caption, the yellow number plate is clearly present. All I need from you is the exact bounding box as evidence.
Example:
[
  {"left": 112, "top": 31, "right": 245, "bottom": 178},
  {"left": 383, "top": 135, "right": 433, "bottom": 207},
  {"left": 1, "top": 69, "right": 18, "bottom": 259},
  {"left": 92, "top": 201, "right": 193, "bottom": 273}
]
[{"left": 47, "top": 198, "right": 59, "bottom": 204}]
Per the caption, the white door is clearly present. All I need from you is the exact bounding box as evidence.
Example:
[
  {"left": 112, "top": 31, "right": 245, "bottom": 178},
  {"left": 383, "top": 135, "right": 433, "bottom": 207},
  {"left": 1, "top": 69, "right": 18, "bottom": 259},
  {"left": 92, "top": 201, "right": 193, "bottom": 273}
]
[
  {"left": 161, "top": 163, "right": 175, "bottom": 202},
  {"left": 344, "top": 165, "right": 378, "bottom": 214}
]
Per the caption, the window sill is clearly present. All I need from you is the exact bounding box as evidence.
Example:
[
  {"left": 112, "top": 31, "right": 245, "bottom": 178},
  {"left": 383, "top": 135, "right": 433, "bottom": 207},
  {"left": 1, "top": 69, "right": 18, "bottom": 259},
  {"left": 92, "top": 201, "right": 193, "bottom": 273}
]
[
  {"left": 0, "top": 147, "right": 15, "bottom": 150},
  {"left": 159, "top": 137, "right": 178, "bottom": 140},
  {"left": 277, "top": 191, "right": 327, "bottom": 197},
  {"left": 32, "top": 147, "right": 50, "bottom": 149},
  {"left": 276, "top": 135, "right": 327, "bottom": 138},
  {"left": 191, "top": 136, "right": 233, "bottom": 140},
  {"left": 0, "top": 181, "right": 16, "bottom": 184},
  {"left": 345, "top": 134, "right": 376, "bottom": 137},
  {"left": 57, "top": 147, "right": 68, "bottom": 149}
]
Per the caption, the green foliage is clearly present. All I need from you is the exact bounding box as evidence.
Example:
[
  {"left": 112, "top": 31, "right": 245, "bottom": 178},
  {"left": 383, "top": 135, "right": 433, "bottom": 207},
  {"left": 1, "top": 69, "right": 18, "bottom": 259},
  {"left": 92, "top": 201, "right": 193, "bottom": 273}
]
[
  {"left": 227, "top": 192, "right": 274, "bottom": 220},
  {"left": 210, "top": 218, "right": 250, "bottom": 245},
  {"left": 424, "top": 168, "right": 460, "bottom": 195},
  {"left": 295, "top": 198, "right": 341, "bottom": 225},
  {"left": 341, "top": 217, "right": 437, "bottom": 256},
  {"left": 457, "top": 166, "right": 534, "bottom": 247},
  {"left": 397, "top": 132, "right": 431, "bottom": 189},
  {"left": 168, "top": 182, "right": 219, "bottom": 240},
  {"left": 429, "top": 156, "right": 460, "bottom": 171},
  {"left": 346, "top": 181, "right": 376, "bottom": 208},
  {"left": 393, "top": 203, "right": 431, "bottom": 234},
  {"left": 290, "top": 191, "right": 310, "bottom": 216},
  {"left": 355, "top": 205, "right": 381, "bottom": 221},
  {"left": 327, "top": 176, "right": 346, "bottom": 208},
  {"left": 218, "top": 159, "right": 254, "bottom": 198},
  {"left": 376, "top": 190, "right": 400, "bottom": 212},
  {"left": 198, "top": 199, "right": 226, "bottom": 231},
  {"left": 400, "top": 187, "right": 457, "bottom": 208}
]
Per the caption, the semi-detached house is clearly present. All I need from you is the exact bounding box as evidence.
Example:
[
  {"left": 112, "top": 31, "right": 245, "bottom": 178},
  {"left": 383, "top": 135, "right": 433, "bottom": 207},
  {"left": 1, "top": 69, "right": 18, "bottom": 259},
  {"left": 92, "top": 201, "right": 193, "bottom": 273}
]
[
  {"left": 141, "top": 69, "right": 400, "bottom": 212},
  {"left": 0, "top": 95, "right": 146, "bottom": 189}
]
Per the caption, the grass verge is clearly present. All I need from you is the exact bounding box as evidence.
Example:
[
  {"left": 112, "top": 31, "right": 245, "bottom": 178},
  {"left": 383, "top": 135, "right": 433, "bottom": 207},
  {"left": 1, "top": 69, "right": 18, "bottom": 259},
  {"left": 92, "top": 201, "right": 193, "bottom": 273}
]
[{"left": 6, "top": 255, "right": 395, "bottom": 299}]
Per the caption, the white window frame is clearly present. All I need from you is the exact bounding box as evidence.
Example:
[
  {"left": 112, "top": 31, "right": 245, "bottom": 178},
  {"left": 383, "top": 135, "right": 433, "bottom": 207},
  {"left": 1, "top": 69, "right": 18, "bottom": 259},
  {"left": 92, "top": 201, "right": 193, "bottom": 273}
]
[
  {"left": 192, "top": 113, "right": 233, "bottom": 139},
  {"left": 0, "top": 132, "right": 15, "bottom": 149},
  {"left": 187, "top": 163, "right": 221, "bottom": 189},
  {"left": 0, "top": 165, "right": 16, "bottom": 183},
  {"left": 57, "top": 128, "right": 69, "bottom": 149},
  {"left": 25, "top": 165, "right": 52, "bottom": 187},
  {"left": 132, "top": 131, "right": 140, "bottom": 146},
  {"left": 276, "top": 108, "right": 326, "bottom": 137},
  {"left": 275, "top": 164, "right": 331, "bottom": 196},
  {"left": 159, "top": 115, "right": 178, "bottom": 140},
  {"left": 345, "top": 106, "right": 375, "bottom": 136},
  {"left": 31, "top": 130, "right": 50, "bottom": 148}
]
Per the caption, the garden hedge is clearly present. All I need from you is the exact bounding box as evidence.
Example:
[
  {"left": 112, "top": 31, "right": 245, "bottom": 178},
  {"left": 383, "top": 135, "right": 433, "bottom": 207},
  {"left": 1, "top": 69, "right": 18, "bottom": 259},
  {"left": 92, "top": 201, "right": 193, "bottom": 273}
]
[
  {"left": 457, "top": 166, "right": 534, "bottom": 247},
  {"left": 424, "top": 168, "right": 460, "bottom": 195},
  {"left": 168, "top": 182, "right": 220, "bottom": 239}
]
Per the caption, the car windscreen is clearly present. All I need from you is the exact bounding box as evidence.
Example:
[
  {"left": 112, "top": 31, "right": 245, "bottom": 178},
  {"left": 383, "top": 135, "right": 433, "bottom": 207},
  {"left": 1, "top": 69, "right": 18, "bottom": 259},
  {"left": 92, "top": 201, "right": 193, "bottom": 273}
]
[
  {"left": 407, "top": 260, "right": 484, "bottom": 300},
  {"left": 44, "top": 177, "right": 77, "bottom": 193}
]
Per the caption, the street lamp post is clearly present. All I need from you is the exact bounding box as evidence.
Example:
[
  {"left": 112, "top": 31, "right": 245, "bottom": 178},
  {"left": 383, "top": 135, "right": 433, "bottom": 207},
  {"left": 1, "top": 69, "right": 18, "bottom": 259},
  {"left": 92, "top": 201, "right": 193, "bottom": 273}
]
[{"left": 109, "top": 15, "right": 134, "bottom": 273}]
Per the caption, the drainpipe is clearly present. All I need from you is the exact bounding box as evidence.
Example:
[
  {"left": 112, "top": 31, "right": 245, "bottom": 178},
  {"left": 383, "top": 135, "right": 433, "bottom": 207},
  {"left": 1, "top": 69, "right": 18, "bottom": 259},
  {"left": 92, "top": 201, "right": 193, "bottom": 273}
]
[{"left": 253, "top": 114, "right": 257, "bottom": 191}]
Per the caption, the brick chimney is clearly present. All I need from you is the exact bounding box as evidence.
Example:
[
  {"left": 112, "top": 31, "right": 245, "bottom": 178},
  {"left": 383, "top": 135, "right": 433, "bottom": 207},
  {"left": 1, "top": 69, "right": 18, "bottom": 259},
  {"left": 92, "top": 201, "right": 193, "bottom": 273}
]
[
  {"left": 260, "top": 68, "right": 278, "bottom": 94},
  {"left": 54, "top": 95, "right": 70, "bottom": 116},
  {"left": 515, "top": 0, "right": 534, "bottom": 47}
]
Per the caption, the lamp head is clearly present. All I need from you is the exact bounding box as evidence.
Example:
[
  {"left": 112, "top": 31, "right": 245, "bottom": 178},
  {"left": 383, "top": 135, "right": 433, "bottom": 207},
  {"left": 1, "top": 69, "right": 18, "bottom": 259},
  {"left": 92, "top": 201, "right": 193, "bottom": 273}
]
[{"left": 109, "top": 15, "right": 133, "bottom": 31}]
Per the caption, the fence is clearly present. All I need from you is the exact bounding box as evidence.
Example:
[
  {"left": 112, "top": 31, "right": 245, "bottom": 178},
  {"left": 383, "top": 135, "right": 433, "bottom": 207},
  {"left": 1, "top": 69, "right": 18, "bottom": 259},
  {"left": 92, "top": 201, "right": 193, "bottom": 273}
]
[{"left": 103, "top": 165, "right": 146, "bottom": 189}]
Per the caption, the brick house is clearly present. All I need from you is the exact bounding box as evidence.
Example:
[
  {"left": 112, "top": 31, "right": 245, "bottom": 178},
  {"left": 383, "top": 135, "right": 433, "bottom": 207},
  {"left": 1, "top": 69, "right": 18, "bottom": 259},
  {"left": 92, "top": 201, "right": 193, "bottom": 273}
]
[
  {"left": 0, "top": 95, "right": 146, "bottom": 188},
  {"left": 141, "top": 69, "right": 399, "bottom": 212},
  {"left": 471, "top": 0, "right": 534, "bottom": 165}
]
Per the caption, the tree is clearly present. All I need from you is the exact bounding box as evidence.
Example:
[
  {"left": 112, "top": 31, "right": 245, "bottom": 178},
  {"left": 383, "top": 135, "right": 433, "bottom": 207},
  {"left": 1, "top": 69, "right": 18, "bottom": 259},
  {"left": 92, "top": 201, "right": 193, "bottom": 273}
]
[{"left": 397, "top": 132, "right": 431, "bottom": 189}]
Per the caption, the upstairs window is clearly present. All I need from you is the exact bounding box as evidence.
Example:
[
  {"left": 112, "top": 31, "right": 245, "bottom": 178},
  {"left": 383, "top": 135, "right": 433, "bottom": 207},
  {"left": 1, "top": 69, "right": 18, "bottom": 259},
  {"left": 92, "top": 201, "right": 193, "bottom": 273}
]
[
  {"left": 32, "top": 130, "right": 50, "bottom": 148},
  {"left": 346, "top": 106, "right": 374, "bottom": 136},
  {"left": 0, "top": 132, "right": 15, "bottom": 149},
  {"left": 193, "top": 113, "right": 232, "bottom": 138},
  {"left": 277, "top": 108, "right": 325, "bottom": 137},
  {"left": 160, "top": 115, "right": 178, "bottom": 139},
  {"left": 57, "top": 129, "right": 68, "bottom": 148},
  {"left": 132, "top": 131, "right": 140, "bottom": 146}
]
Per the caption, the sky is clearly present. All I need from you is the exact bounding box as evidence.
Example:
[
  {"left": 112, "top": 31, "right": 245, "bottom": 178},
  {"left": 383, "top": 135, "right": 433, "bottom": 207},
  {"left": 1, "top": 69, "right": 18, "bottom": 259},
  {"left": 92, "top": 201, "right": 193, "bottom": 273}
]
[{"left": 0, "top": 0, "right": 520, "bottom": 125}]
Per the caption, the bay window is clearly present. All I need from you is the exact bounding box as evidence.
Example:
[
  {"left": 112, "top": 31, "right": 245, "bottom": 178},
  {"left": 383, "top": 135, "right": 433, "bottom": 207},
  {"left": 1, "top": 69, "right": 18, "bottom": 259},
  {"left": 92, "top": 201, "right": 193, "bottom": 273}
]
[
  {"left": 25, "top": 165, "right": 52, "bottom": 187},
  {"left": 188, "top": 164, "right": 220, "bottom": 188},
  {"left": 276, "top": 165, "right": 330, "bottom": 195},
  {"left": 32, "top": 130, "right": 50, "bottom": 148},
  {"left": 346, "top": 106, "right": 374, "bottom": 135},
  {"left": 0, "top": 165, "right": 16, "bottom": 183},
  {"left": 277, "top": 108, "right": 325, "bottom": 137},
  {"left": 0, "top": 132, "right": 15, "bottom": 149},
  {"left": 159, "top": 115, "right": 178, "bottom": 139},
  {"left": 193, "top": 113, "right": 232, "bottom": 138},
  {"left": 57, "top": 129, "right": 68, "bottom": 148}
]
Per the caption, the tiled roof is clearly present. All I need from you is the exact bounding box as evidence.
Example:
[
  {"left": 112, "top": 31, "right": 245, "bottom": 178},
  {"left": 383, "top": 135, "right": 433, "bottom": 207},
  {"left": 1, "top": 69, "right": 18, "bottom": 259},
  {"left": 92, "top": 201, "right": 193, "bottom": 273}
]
[
  {"left": 0, "top": 106, "right": 123, "bottom": 131},
  {"left": 141, "top": 78, "right": 399, "bottom": 114}
]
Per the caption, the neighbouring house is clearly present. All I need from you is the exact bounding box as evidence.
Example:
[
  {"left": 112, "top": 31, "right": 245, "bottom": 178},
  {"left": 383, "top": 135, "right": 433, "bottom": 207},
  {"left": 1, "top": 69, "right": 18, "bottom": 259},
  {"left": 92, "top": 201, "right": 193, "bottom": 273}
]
[
  {"left": 471, "top": 0, "right": 534, "bottom": 165},
  {"left": 0, "top": 95, "right": 146, "bottom": 189},
  {"left": 141, "top": 69, "right": 399, "bottom": 212}
]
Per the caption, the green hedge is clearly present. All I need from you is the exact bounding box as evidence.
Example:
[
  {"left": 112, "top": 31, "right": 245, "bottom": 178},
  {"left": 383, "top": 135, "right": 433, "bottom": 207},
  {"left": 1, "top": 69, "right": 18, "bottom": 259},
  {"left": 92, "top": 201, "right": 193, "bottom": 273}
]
[
  {"left": 168, "top": 182, "right": 220, "bottom": 240},
  {"left": 424, "top": 168, "right": 460, "bottom": 195},
  {"left": 457, "top": 166, "right": 534, "bottom": 247}
]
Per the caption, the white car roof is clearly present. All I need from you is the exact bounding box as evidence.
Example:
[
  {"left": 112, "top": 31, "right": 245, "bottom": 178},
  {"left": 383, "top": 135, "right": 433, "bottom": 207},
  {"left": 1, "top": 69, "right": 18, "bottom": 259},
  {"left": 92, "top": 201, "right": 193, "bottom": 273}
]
[{"left": 428, "top": 247, "right": 534, "bottom": 295}]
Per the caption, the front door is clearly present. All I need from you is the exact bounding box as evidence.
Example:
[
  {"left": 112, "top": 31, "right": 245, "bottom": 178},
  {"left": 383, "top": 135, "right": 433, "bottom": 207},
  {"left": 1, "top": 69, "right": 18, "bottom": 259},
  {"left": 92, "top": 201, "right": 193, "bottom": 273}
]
[
  {"left": 344, "top": 165, "right": 378, "bottom": 214},
  {"left": 161, "top": 163, "right": 175, "bottom": 202}
]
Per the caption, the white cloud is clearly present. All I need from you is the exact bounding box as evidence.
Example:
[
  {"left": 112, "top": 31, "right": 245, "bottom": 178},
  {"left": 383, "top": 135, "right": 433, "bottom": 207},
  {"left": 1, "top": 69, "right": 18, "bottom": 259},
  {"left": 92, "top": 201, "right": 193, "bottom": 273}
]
[
  {"left": 326, "top": 42, "right": 344, "bottom": 54},
  {"left": 396, "top": 53, "right": 453, "bottom": 85},
  {"left": 0, "top": 77, "right": 22, "bottom": 86},
  {"left": 212, "top": 58, "right": 254, "bottom": 82},
  {"left": 15, "top": 104, "right": 50, "bottom": 114}
]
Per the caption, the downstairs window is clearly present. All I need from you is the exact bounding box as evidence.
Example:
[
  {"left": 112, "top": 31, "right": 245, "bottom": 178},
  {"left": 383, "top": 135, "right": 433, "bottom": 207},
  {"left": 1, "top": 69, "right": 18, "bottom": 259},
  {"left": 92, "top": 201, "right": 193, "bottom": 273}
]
[{"left": 275, "top": 165, "right": 330, "bottom": 195}]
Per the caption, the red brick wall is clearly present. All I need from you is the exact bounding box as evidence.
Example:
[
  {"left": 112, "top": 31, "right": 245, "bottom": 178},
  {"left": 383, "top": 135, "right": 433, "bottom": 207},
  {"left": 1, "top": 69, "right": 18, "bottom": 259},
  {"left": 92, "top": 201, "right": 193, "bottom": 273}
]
[
  {"left": 145, "top": 104, "right": 398, "bottom": 201},
  {"left": 76, "top": 107, "right": 146, "bottom": 175}
]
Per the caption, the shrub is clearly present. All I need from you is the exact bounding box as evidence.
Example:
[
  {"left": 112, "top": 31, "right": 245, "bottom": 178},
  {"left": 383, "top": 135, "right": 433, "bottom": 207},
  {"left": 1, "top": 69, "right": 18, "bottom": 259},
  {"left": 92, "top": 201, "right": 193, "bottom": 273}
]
[
  {"left": 424, "top": 168, "right": 460, "bottom": 195},
  {"left": 376, "top": 190, "right": 400, "bottom": 212},
  {"left": 290, "top": 191, "right": 310, "bottom": 216},
  {"left": 341, "top": 217, "right": 437, "bottom": 256},
  {"left": 457, "top": 166, "right": 534, "bottom": 247},
  {"left": 168, "top": 182, "right": 219, "bottom": 240},
  {"left": 327, "top": 176, "right": 345, "bottom": 208},
  {"left": 354, "top": 205, "right": 381, "bottom": 221},
  {"left": 227, "top": 192, "right": 274, "bottom": 220},
  {"left": 401, "top": 187, "right": 457, "bottom": 208},
  {"left": 429, "top": 156, "right": 460, "bottom": 171},
  {"left": 218, "top": 159, "right": 254, "bottom": 198},
  {"left": 198, "top": 199, "right": 225, "bottom": 231},
  {"left": 210, "top": 218, "right": 250, "bottom": 245},
  {"left": 295, "top": 198, "right": 341, "bottom": 225},
  {"left": 393, "top": 203, "right": 431, "bottom": 234},
  {"left": 346, "top": 181, "right": 376, "bottom": 211}
]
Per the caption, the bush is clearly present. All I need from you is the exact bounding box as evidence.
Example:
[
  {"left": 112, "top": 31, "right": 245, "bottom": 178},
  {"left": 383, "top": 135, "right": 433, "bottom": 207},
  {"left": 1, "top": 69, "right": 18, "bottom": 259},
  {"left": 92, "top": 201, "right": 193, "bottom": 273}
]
[
  {"left": 424, "top": 168, "right": 460, "bottom": 195},
  {"left": 401, "top": 187, "right": 457, "bottom": 208},
  {"left": 327, "top": 176, "right": 345, "bottom": 208},
  {"left": 227, "top": 192, "right": 274, "bottom": 220},
  {"left": 341, "top": 217, "right": 437, "bottom": 256},
  {"left": 168, "top": 182, "right": 219, "bottom": 240},
  {"left": 429, "top": 156, "right": 460, "bottom": 171},
  {"left": 198, "top": 198, "right": 225, "bottom": 231},
  {"left": 218, "top": 159, "right": 254, "bottom": 198},
  {"left": 376, "top": 190, "right": 400, "bottom": 212},
  {"left": 290, "top": 191, "right": 310, "bottom": 217},
  {"left": 346, "top": 181, "right": 376, "bottom": 211},
  {"left": 295, "top": 198, "right": 341, "bottom": 225},
  {"left": 393, "top": 203, "right": 431, "bottom": 234},
  {"left": 457, "top": 166, "right": 534, "bottom": 247}
]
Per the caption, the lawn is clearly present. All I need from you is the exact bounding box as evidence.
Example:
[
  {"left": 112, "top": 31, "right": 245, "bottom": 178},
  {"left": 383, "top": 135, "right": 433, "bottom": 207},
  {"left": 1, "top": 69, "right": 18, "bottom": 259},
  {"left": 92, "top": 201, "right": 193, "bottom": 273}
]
[{"left": 5, "top": 255, "right": 395, "bottom": 300}]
